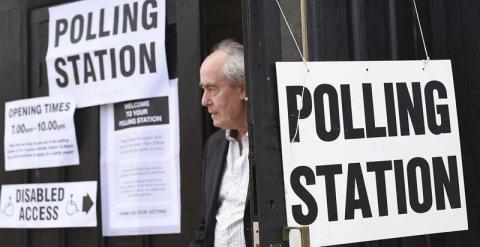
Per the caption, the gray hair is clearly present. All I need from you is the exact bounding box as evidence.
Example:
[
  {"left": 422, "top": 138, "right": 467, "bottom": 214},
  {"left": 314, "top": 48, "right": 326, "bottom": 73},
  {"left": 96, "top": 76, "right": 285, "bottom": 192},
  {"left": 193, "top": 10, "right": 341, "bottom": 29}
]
[{"left": 212, "top": 39, "right": 245, "bottom": 85}]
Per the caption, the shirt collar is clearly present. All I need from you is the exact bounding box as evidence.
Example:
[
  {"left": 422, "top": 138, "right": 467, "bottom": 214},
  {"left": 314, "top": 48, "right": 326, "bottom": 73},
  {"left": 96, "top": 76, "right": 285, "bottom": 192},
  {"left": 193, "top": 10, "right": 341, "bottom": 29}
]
[{"left": 225, "top": 129, "right": 248, "bottom": 142}]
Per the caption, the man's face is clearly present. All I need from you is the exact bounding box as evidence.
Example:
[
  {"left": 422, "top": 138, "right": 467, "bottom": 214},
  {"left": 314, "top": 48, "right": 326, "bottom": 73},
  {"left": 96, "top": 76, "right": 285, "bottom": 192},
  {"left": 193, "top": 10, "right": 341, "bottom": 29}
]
[{"left": 200, "top": 50, "right": 246, "bottom": 130}]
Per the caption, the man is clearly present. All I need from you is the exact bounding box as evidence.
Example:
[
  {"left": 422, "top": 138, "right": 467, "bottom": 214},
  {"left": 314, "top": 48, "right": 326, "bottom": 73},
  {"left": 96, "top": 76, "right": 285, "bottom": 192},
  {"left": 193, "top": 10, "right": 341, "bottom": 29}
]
[{"left": 190, "top": 39, "right": 251, "bottom": 247}]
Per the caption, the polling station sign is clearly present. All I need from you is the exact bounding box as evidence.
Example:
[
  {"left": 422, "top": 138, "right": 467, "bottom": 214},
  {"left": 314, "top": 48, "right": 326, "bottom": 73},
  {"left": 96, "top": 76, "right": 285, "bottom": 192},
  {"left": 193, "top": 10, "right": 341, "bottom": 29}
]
[
  {"left": 4, "top": 96, "right": 79, "bottom": 171},
  {"left": 276, "top": 60, "right": 468, "bottom": 246},
  {"left": 46, "top": 0, "right": 169, "bottom": 108},
  {"left": 0, "top": 181, "right": 97, "bottom": 228}
]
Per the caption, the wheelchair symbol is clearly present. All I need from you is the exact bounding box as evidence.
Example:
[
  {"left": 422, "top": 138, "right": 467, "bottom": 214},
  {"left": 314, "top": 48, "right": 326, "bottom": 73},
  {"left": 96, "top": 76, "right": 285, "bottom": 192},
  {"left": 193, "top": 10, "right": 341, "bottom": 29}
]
[
  {"left": 65, "top": 194, "right": 79, "bottom": 215},
  {"left": 1, "top": 196, "right": 14, "bottom": 217}
]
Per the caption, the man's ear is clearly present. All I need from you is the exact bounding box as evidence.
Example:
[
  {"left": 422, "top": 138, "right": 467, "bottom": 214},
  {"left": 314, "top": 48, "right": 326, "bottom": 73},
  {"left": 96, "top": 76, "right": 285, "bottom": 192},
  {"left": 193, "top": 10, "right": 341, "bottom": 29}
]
[{"left": 239, "top": 83, "right": 246, "bottom": 100}]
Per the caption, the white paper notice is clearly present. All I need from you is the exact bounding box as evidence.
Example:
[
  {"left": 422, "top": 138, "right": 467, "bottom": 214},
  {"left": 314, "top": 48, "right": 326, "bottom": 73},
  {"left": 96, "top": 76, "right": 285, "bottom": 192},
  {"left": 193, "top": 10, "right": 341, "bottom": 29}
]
[
  {"left": 100, "top": 79, "right": 180, "bottom": 236},
  {"left": 0, "top": 181, "right": 97, "bottom": 228},
  {"left": 4, "top": 97, "right": 79, "bottom": 171},
  {"left": 276, "top": 60, "right": 468, "bottom": 246},
  {"left": 46, "top": 0, "right": 169, "bottom": 108}
]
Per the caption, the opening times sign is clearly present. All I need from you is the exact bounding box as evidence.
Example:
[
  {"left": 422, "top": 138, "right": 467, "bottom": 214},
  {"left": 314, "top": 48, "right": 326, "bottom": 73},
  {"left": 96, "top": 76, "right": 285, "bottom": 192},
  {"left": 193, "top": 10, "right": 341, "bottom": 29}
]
[
  {"left": 276, "top": 60, "right": 468, "bottom": 246},
  {"left": 4, "top": 97, "right": 79, "bottom": 171},
  {"left": 46, "top": 0, "right": 169, "bottom": 108}
]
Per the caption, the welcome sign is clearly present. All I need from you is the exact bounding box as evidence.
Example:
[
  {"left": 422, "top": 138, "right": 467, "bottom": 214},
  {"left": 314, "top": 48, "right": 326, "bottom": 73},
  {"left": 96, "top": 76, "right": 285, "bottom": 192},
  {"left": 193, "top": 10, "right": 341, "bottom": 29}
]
[
  {"left": 276, "top": 60, "right": 468, "bottom": 246},
  {"left": 46, "top": 0, "right": 169, "bottom": 108}
]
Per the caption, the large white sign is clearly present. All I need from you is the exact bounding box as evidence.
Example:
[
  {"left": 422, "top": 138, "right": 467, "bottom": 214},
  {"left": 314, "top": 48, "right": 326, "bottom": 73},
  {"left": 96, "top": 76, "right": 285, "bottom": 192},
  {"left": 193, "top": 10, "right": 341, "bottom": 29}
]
[
  {"left": 4, "top": 97, "right": 79, "bottom": 171},
  {"left": 276, "top": 60, "right": 468, "bottom": 246},
  {"left": 100, "top": 79, "right": 180, "bottom": 236},
  {"left": 0, "top": 181, "right": 97, "bottom": 228},
  {"left": 46, "top": 0, "right": 169, "bottom": 108}
]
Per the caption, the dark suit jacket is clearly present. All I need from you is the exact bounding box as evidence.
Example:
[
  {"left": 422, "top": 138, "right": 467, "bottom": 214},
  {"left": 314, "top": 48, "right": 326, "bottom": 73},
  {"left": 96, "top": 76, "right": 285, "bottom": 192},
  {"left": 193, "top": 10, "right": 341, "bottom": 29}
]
[{"left": 190, "top": 129, "right": 252, "bottom": 247}]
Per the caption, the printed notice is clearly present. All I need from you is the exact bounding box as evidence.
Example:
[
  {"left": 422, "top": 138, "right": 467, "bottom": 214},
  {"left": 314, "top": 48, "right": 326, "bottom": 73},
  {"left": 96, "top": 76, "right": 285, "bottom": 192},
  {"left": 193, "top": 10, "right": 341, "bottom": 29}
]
[
  {"left": 0, "top": 181, "right": 97, "bottom": 228},
  {"left": 276, "top": 60, "right": 468, "bottom": 246},
  {"left": 46, "top": 0, "right": 169, "bottom": 107},
  {"left": 100, "top": 79, "right": 180, "bottom": 236},
  {"left": 4, "top": 97, "right": 79, "bottom": 171}
]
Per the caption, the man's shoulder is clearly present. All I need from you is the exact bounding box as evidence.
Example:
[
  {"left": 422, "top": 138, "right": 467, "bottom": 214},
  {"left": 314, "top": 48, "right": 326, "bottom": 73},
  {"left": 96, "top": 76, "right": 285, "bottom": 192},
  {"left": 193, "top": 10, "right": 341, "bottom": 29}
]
[
  {"left": 204, "top": 129, "right": 228, "bottom": 160},
  {"left": 207, "top": 129, "right": 226, "bottom": 144}
]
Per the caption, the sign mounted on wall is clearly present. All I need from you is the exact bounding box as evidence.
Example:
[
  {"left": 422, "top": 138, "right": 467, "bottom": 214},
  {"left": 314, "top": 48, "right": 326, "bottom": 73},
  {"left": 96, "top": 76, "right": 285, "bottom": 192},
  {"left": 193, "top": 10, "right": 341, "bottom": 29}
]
[
  {"left": 100, "top": 79, "right": 180, "bottom": 236},
  {"left": 276, "top": 60, "right": 468, "bottom": 246},
  {"left": 4, "top": 96, "right": 79, "bottom": 171},
  {"left": 0, "top": 181, "right": 97, "bottom": 228},
  {"left": 46, "top": 0, "right": 169, "bottom": 108}
]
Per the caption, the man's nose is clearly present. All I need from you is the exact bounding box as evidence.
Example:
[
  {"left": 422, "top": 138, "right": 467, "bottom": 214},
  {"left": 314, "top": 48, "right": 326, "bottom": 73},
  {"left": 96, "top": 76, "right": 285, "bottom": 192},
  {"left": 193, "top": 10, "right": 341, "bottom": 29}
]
[{"left": 201, "top": 91, "right": 210, "bottom": 107}]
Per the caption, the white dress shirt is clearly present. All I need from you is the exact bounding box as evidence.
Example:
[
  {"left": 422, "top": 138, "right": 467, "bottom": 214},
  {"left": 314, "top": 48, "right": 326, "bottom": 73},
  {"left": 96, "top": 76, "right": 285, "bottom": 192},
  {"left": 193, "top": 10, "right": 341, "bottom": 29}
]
[{"left": 214, "top": 130, "right": 249, "bottom": 247}]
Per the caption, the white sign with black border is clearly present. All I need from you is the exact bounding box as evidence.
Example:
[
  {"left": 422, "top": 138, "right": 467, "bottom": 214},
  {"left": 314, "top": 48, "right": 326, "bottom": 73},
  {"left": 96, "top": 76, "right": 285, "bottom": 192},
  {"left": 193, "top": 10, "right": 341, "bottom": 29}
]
[
  {"left": 0, "top": 181, "right": 97, "bottom": 228},
  {"left": 276, "top": 60, "right": 468, "bottom": 246}
]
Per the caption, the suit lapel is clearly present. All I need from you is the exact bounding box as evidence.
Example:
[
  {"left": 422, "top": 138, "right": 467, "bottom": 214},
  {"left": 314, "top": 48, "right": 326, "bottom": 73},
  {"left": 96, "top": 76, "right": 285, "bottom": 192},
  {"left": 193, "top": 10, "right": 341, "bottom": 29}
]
[{"left": 205, "top": 132, "right": 229, "bottom": 225}]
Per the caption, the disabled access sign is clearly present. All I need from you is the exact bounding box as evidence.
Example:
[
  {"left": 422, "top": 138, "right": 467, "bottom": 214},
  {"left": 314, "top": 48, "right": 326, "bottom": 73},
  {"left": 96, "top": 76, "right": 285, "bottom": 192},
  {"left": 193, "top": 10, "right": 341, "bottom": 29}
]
[{"left": 0, "top": 181, "right": 97, "bottom": 228}]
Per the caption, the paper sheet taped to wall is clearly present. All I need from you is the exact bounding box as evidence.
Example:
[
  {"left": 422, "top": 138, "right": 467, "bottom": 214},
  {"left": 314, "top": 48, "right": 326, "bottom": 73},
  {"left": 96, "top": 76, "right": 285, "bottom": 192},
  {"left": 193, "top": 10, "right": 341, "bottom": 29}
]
[{"left": 100, "top": 79, "right": 180, "bottom": 236}]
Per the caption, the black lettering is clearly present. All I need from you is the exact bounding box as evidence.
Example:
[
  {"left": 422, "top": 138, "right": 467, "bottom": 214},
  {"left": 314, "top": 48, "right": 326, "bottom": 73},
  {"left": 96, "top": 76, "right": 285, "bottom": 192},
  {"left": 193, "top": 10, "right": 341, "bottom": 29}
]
[
  {"left": 316, "top": 164, "right": 342, "bottom": 221},
  {"left": 142, "top": 0, "right": 158, "bottom": 29},
  {"left": 45, "top": 206, "right": 52, "bottom": 220},
  {"left": 51, "top": 188, "right": 57, "bottom": 202},
  {"left": 314, "top": 84, "right": 340, "bottom": 142},
  {"left": 397, "top": 82, "right": 425, "bottom": 136},
  {"left": 30, "top": 189, "right": 35, "bottom": 202},
  {"left": 55, "top": 58, "right": 69, "bottom": 87},
  {"left": 384, "top": 83, "right": 398, "bottom": 136},
  {"left": 46, "top": 188, "right": 52, "bottom": 202},
  {"left": 55, "top": 19, "right": 68, "bottom": 47},
  {"left": 425, "top": 80, "right": 451, "bottom": 134},
  {"left": 99, "top": 9, "right": 110, "bottom": 37},
  {"left": 67, "top": 55, "right": 81, "bottom": 85},
  {"left": 86, "top": 12, "right": 96, "bottom": 40},
  {"left": 58, "top": 188, "right": 65, "bottom": 201},
  {"left": 394, "top": 160, "right": 407, "bottom": 214},
  {"left": 70, "top": 14, "right": 84, "bottom": 44},
  {"left": 120, "top": 45, "right": 135, "bottom": 76},
  {"left": 33, "top": 207, "right": 38, "bottom": 221},
  {"left": 37, "top": 189, "right": 44, "bottom": 202},
  {"left": 286, "top": 86, "right": 312, "bottom": 142},
  {"left": 40, "top": 206, "right": 46, "bottom": 220},
  {"left": 407, "top": 157, "right": 433, "bottom": 213},
  {"left": 139, "top": 42, "right": 156, "bottom": 74},
  {"left": 123, "top": 2, "right": 138, "bottom": 33},
  {"left": 345, "top": 163, "right": 372, "bottom": 219},
  {"left": 84, "top": 53, "right": 97, "bottom": 83},
  {"left": 94, "top": 50, "right": 107, "bottom": 80},
  {"left": 19, "top": 207, "right": 25, "bottom": 220},
  {"left": 28, "top": 207, "right": 33, "bottom": 220},
  {"left": 367, "top": 161, "right": 392, "bottom": 216},
  {"left": 113, "top": 6, "right": 120, "bottom": 35},
  {"left": 53, "top": 206, "right": 59, "bottom": 220},
  {"left": 110, "top": 48, "right": 117, "bottom": 79},
  {"left": 25, "top": 207, "right": 31, "bottom": 220},
  {"left": 16, "top": 189, "right": 21, "bottom": 203},
  {"left": 341, "top": 85, "right": 364, "bottom": 139},
  {"left": 433, "top": 156, "right": 461, "bottom": 209},
  {"left": 291, "top": 166, "right": 318, "bottom": 225},
  {"left": 25, "top": 189, "right": 31, "bottom": 203},
  {"left": 363, "top": 84, "right": 387, "bottom": 138}
]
